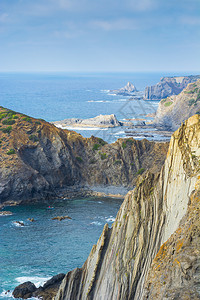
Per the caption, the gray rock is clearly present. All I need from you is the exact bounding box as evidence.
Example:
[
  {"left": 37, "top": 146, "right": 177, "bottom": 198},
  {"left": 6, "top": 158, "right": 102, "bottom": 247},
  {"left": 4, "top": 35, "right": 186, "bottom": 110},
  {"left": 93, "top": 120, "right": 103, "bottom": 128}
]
[
  {"left": 53, "top": 114, "right": 122, "bottom": 128},
  {"left": 144, "top": 75, "right": 200, "bottom": 100},
  {"left": 13, "top": 281, "right": 36, "bottom": 299},
  {"left": 109, "top": 81, "right": 138, "bottom": 95}
]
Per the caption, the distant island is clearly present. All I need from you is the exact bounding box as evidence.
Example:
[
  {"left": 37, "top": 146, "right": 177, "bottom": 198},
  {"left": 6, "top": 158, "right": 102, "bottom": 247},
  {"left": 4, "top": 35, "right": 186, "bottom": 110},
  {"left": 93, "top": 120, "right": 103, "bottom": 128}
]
[{"left": 109, "top": 82, "right": 138, "bottom": 96}]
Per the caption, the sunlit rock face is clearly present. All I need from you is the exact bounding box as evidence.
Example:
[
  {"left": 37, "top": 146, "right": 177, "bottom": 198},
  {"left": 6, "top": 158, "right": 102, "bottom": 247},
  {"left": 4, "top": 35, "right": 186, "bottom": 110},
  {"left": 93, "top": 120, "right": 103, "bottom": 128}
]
[{"left": 55, "top": 114, "right": 200, "bottom": 300}]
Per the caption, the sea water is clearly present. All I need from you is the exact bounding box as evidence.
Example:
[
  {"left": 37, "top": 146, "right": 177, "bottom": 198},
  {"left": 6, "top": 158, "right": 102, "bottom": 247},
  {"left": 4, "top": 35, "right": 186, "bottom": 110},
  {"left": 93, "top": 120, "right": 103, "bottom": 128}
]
[
  {"left": 0, "top": 197, "right": 122, "bottom": 298},
  {"left": 0, "top": 71, "right": 192, "bottom": 298},
  {"left": 0, "top": 71, "right": 191, "bottom": 142}
]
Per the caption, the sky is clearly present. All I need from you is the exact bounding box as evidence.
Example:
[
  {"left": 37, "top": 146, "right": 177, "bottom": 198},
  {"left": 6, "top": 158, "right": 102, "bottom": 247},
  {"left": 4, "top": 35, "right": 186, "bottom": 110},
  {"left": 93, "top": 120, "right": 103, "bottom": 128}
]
[{"left": 0, "top": 0, "right": 200, "bottom": 72}]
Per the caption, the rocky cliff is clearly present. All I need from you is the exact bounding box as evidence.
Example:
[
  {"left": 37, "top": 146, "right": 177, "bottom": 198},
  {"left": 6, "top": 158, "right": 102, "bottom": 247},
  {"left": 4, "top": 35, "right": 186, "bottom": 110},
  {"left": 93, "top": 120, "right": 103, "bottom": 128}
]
[
  {"left": 154, "top": 79, "right": 200, "bottom": 131},
  {"left": 144, "top": 75, "right": 200, "bottom": 100},
  {"left": 55, "top": 114, "right": 200, "bottom": 300},
  {"left": 0, "top": 106, "right": 168, "bottom": 205}
]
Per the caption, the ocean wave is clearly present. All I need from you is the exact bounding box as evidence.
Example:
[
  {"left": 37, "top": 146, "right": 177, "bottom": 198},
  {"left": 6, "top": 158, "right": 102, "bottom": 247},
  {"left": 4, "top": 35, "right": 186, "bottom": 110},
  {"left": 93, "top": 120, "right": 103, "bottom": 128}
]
[
  {"left": 12, "top": 221, "right": 25, "bottom": 227},
  {"left": 105, "top": 216, "right": 116, "bottom": 222},
  {"left": 0, "top": 290, "right": 14, "bottom": 298},
  {"left": 16, "top": 276, "right": 51, "bottom": 288},
  {"left": 90, "top": 221, "right": 102, "bottom": 226}
]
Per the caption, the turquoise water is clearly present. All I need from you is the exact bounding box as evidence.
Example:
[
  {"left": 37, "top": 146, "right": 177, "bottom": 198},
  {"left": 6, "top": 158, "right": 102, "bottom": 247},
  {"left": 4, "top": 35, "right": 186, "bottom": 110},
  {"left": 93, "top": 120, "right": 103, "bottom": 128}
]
[{"left": 0, "top": 197, "right": 122, "bottom": 298}]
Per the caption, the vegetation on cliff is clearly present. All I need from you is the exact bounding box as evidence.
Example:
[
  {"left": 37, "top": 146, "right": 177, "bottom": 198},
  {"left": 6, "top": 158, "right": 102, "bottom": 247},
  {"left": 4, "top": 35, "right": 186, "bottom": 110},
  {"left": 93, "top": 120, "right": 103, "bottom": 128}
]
[{"left": 0, "top": 106, "right": 168, "bottom": 204}]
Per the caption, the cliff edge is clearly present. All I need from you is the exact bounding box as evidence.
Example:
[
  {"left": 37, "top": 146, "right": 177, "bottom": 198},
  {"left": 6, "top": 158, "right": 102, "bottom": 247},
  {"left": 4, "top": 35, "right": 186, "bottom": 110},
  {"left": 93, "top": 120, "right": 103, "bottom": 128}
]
[
  {"left": 144, "top": 75, "right": 200, "bottom": 100},
  {"left": 55, "top": 114, "right": 200, "bottom": 300}
]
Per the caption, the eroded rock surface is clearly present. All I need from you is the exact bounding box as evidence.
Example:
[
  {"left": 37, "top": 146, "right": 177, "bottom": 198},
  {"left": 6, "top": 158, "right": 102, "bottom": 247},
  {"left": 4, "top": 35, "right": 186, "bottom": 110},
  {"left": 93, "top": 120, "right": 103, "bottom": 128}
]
[
  {"left": 55, "top": 114, "right": 200, "bottom": 300},
  {"left": 154, "top": 79, "right": 200, "bottom": 131},
  {"left": 144, "top": 75, "right": 200, "bottom": 100},
  {"left": 0, "top": 106, "right": 168, "bottom": 205}
]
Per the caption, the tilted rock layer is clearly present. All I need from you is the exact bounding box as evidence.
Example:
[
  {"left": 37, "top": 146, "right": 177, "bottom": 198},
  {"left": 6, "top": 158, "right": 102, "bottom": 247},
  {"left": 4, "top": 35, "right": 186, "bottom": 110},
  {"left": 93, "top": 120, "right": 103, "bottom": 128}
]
[
  {"left": 144, "top": 75, "right": 200, "bottom": 100},
  {"left": 0, "top": 106, "right": 168, "bottom": 204},
  {"left": 55, "top": 114, "right": 200, "bottom": 300},
  {"left": 154, "top": 79, "right": 200, "bottom": 131}
]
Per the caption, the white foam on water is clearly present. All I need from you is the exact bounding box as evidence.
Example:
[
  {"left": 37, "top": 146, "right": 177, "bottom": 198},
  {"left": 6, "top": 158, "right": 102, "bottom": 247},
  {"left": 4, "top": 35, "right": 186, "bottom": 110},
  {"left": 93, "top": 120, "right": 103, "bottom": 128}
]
[
  {"left": 12, "top": 221, "right": 25, "bottom": 227},
  {"left": 90, "top": 221, "right": 102, "bottom": 226},
  {"left": 16, "top": 276, "right": 51, "bottom": 288},
  {"left": 105, "top": 216, "right": 116, "bottom": 222},
  {"left": 56, "top": 126, "right": 108, "bottom": 131},
  {"left": 0, "top": 290, "right": 14, "bottom": 298}
]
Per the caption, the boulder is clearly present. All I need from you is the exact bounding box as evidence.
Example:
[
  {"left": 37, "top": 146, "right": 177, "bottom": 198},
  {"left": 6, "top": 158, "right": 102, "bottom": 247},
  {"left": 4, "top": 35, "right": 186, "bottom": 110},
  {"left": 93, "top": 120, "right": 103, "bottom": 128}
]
[{"left": 13, "top": 281, "right": 36, "bottom": 299}]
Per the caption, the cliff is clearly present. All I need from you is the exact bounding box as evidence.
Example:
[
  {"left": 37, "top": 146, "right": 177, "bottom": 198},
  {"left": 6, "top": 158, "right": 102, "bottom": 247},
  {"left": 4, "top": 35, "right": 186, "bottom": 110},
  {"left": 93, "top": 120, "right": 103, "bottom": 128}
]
[
  {"left": 55, "top": 114, "right": 200, "bottom": 300},
  {"left": 144, "top": 75, "right": 200, "bottom": 100},
  {"left": 52, "top": 114, "right": 122, "bottom": 128},
  {"left": 0, "top": 106, "right": 168, "bottom": 205},
  {"left": 154, "top": 79, "right": 200, "bottom": 131}
]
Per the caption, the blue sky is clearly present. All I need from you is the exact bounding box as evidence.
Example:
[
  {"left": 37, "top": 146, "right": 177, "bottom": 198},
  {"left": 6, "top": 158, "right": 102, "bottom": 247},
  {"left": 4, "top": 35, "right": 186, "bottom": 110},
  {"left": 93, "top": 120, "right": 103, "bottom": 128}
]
[{"left": 0, "top": 0, "right": 200, "bottom": 72}]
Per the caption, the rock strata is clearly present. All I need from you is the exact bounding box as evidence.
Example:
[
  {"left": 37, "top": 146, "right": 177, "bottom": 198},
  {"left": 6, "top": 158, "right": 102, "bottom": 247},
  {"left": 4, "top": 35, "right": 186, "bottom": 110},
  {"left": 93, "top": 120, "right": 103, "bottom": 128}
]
[
  {"left": 154, "top": 79, "right": 200, "bottom": 131},
  {"left": 55, "top": 114, "right": 200, "bottom": 300},
  {"left": 0, "top": 106, "right": 168, "bottom": 205},
  {"left": 144, "top": 75, "right": 200, "bottom": 100}
]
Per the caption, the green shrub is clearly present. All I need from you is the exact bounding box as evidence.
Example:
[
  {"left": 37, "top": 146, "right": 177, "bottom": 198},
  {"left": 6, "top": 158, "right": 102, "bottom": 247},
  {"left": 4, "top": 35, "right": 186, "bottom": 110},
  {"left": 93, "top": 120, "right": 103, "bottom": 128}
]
[
  {"left": 122, "top": 142, "right": 127, "bottom": 149},
  {"left": 164, "top": 101, "right": 173, "bottom": 107},
  {"left": 188, "top": 99, "right": 196, "bottom": 106},
  {"left": 2, "top": 119, "right": 15, "bottom": 125},
  {"left": 29, "top": 135, "right": 39, "bottom": 142},
  {"left": 97, "top": 138, "right": 107, "bottom": 146},
  {"left": 100, "top": 153, "right": 107, "bottom": 160},
  {"left": 0, "top": 126, "right": 12, "bottom": 134},
  {"left": 0, "top": 113, "right": 7, "bottom": 120},
  {"left": 76, "top": 156, "right": 83, "bottom": 163},
  {"left": 35, "top": 121, "right": 41, "bottom": 125},
  {"left": 13, "top": 115, "right": 19, "bottom": 119},
  {"left": 22, "top": 117, "right": 32, "bottom": 123},
  {"left": 126, "top": 139, "right": 134, "bottom": 145},
  {"left": 6, "top": 149, "right": 15, "bottom": 155},
  {"left": 114, "top": 160, "right": 121, "bottom": 165},
  {"left": 89, "top": 158, "right": 96, "bottom": 164},
  {"left": 136, "top": 168, "right": 145, "bottom": 175},
  {"left": 93, "top": 143, "right": 100, "bottom": 150}
]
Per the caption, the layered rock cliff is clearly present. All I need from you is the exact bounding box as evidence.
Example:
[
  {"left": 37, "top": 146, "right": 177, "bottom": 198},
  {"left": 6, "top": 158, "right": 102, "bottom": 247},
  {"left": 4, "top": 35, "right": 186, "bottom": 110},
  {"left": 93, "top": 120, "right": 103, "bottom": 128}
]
[
  {"left": 154, "top": 79, "right": 200, "bottom": 131},
  {"left": 0, "top": 106, "right": 168, "bottom": 205},
  {"left": 144, "top": 75, "right": 200, "bottom": 100},
  {"left": 55, "top": 114, "right": 200, "bottom": 300}
]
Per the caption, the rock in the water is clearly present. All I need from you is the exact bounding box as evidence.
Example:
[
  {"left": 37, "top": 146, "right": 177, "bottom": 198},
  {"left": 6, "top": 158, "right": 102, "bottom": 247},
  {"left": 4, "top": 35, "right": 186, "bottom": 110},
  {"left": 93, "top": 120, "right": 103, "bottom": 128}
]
[
  {"left": 13, "top": 281, "right": 37, "bottom": 299},
  {"left": 27, "top": 218, "right": 35, "bottom": 222},
  {"left": 52, "top": 216, "right": 72, "bottom": 221},
  {"left": 15, "top": 221, "right": 25, "bottom": 226},
  {"left": 144, "top": 75, "right": 200, "bottom": 100},
  {"left": 0, "top": 211, "right": 13, "bottom": 216},
  {"left": 53, "top": 114, "right": 122, "bottom": 128},
  {"left": 109, "top": 81, "right": 138, "bottom": 95}
]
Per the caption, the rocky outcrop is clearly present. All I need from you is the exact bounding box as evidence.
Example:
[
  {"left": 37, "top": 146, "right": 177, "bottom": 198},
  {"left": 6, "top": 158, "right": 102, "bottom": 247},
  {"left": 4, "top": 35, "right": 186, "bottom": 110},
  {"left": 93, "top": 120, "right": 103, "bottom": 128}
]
[
  {"left": 55, "top": 114, "right": 200, "bottom": 300},
  {"left": 53, "top": 114, "right": 122, "bottom": 128},
  {"left": 109, "top": 82, "right": 138, "bottom": 96},
  {"left": 0, "top": 106, "right": 168, "bottom": 205},
  {"left": 144, "top": 75, "right": 200, "bottom": 100},
  {"left": 13, "top": 274, "right": 65, "bottom": 300},
  {"left": 154, "top": 79, "right": 200, "bottom": 131}
]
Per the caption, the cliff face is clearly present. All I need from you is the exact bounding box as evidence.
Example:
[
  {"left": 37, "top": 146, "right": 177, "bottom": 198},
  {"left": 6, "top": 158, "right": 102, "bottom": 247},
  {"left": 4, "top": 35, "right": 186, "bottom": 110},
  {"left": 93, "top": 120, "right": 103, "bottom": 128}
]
[
  {"left": 154, "top": 79, "right": 200, "bottom": 131},
  {"left": 55, "top": 114, "right": 200, "bottom": 300},
  {"left": 0, "top": 106, "right": 168, "bottom": 204},
  {"left": 144, "top": 75, "right": 200, "bottom": 100}
]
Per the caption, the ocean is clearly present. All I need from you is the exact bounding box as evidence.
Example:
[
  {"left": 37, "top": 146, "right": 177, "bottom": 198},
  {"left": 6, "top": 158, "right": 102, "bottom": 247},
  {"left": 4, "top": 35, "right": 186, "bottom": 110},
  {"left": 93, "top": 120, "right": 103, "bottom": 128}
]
[
  {"left": 0, "top": 71, "right": 191, "bottom": 298},
  {"left": 0, "top": 71, "right": 190, "bottom": 142}
]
